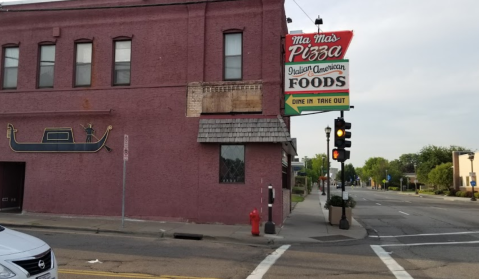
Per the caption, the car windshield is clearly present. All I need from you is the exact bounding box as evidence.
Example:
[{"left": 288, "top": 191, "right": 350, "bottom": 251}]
[{"left": 0, "top": 225, "right": 4, "bottom": 232}]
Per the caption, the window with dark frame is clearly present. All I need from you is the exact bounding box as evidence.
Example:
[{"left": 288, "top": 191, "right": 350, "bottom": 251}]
[
  {"left": 224, "top": 33, "right": 242, "bottom": 80},
  {"left": 2, "top": 47, "right": 19, "bottom": 89},
  {"left": 113, "top": 40, "right": 131, "bottom": 86},
  {"left": 75, "top": 42, "right": 92, "bottom": 87},
  {"left": 220, "top": 145, "right": 245, "bottom": 183},
  {"left": 38, "top": 45, "right": 55, "bottom": 88}
]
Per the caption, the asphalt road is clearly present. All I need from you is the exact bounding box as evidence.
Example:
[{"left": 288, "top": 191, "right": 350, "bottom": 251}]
[{"left": 16, "top": 188, "right": 479, "bottom": 279}]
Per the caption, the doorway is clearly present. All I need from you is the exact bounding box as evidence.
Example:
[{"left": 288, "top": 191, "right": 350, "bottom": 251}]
[{"left": 0, "top": 162, "right": 25, "bottom": 212}]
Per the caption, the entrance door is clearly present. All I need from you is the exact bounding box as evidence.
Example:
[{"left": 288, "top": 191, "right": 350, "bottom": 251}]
[{"left": 0, "top": 162, "right": 25, "bottom": 212}]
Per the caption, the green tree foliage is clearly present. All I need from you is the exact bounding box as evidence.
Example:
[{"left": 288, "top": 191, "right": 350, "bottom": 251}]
[
  {"left": 386, "top": 159, "right": 404, "bottom": 186},
  {"left": 355, "top": 167, "right": 367, "bottom": 184},
  {"left": 301, "top": 154, "right": 327, "bottom": 184},
  {"left": 335, "top": 163, "right": 356, "bottom": 183},
  {"left": 428, "top": 162, "right": 453, "bottom": 190},
  {"left": 398, "top": 153, "right": 419, "bottom": 173},
  {"left": 362, "top": 157, "right": 388, "bottom": 187},
  {"left": 417, "top": 145, "right": 468, "bottom": 184}
]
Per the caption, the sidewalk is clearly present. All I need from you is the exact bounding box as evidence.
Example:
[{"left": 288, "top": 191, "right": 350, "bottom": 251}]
[{"left": 0, "top": 186, "right": 367, "bottom": 246}]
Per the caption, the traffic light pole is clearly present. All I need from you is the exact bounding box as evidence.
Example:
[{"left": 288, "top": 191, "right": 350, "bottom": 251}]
[{"left": 339, "top": 161, "right": 350, "bottom": 230}]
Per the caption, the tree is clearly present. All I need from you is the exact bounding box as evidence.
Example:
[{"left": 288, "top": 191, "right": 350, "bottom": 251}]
[
  {"left": 398, "top": 153, "right": 419, "bottom": 173},
  {"left": 417, "top": 145, "right": 468, "bottom": 184},
  {"left": 428, "top": 162, "right": 453, "bottom": 191},
  {"left": 362, "top": 157, "right": 388, "bottom": 187}
]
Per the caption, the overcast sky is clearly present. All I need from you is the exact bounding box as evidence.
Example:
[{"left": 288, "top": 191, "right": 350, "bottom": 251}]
[
  {"left": 285, "top": 0, "right": 479, "bottom": 169},
  {"left": 2, "top": 0, "right": 478, "bottom": 169}
]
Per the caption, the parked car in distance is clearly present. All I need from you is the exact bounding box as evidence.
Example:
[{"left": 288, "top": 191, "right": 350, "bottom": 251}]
[
  {"left": 336, "top": 182, "right": 342, "bottom": 189},
  {"left": 0, "top": 225, "right": 58, "bottom": 279}
]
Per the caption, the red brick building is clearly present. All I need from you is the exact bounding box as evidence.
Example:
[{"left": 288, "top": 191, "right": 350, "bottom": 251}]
[{"left": 0, "top": 0, "right": 296, "bottom": 225}]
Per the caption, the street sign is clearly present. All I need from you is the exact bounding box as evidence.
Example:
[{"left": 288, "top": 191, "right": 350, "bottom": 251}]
[
  {"left": 123, "top": 135, "right": 129, "bottom": 161},
  {"left": 471, "top": 181, "right": 476, "bottom": 186},
  {"left": 400, "top": 178, "right": 403, "bottom": 182},
  {"left": 387, "top": 174, "right": 391, "bottom": 181},
  {"left": 382, "top": 179, "right": 386, "bottom": 184}
]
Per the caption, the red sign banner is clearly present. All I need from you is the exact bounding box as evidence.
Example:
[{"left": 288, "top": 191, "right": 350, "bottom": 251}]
[{"left": 285, "top": 31, "right": 353, "bottom": 63}]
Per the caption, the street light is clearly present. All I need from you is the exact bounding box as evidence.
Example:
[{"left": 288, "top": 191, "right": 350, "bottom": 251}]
[
  {"left": 468, "top": 152, "right": 476, "bottom": 201},
  {"left": 321, "top": 157, "right": 326, "bottom": 195},
  {"left": 325, "top": 126, "right": 331, "bottom": 202},
  {"left": 414, "top": 163, "right": 418, "bottom": 195}
]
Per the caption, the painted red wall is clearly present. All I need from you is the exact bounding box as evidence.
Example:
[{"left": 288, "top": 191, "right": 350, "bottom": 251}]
[{"left": 0, "top": 0, "right": 289, "bottom": 225}]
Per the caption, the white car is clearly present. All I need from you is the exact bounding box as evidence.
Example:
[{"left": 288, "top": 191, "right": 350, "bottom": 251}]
[{"left": 0, "top": 225, "right": 58, "bottom": 279}]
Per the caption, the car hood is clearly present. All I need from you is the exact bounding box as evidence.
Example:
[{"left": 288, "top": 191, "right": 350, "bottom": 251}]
[{"left": 0, "top": 227, "right": 47, "bottom": 256}]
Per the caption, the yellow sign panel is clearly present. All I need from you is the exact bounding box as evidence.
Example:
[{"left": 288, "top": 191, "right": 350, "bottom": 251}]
[{"left": 285, "top": 93, "right": 349, "bottom": 114}]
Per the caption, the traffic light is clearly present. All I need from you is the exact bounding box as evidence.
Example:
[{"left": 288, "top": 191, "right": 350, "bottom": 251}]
[
  {"left": 332, "top": 117, "right": 351, "bottom": 162},
  {"left": 334, "top": 118, "right": 351, "bottom": 149}
]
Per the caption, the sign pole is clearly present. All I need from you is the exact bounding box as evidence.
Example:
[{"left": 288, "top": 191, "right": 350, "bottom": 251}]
[{"left": 122, "top": 135, "right": 129, "bottom": 228}]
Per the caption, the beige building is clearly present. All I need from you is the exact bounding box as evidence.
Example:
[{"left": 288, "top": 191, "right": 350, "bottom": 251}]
[{"left": 453, "top": 151, "right": 478, "bottom": 191}]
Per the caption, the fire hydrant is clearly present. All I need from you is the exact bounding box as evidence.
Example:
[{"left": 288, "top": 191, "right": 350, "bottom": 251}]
[{"left": 249, "top": 208, "right": 261, "bottom": 236}]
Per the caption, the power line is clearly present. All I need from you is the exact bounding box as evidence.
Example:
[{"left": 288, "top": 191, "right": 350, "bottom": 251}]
[{"left": 291, "top": 0, "right": 315, "bottom": 24}]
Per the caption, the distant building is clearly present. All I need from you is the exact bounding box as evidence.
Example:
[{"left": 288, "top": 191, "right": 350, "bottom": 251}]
[{"left": 453, "top": 151, "right": 478, "bottom": 191}]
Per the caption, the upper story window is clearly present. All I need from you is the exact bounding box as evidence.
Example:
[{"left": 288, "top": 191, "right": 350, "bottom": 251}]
[
  {"left": 224, "top": 33, "right": 242, "bottom": 80},
  {"left": 113, "top": 40, "right": 131, "bottom": 86},
  {"left": 75, "top": 42, "right": 92, "bottom": 87},
  {"left": 2, "top": 47, "right": 19, "bottom": 89},
  {"left": 38, "top": 45, "right": 55, "bottom": 88}
]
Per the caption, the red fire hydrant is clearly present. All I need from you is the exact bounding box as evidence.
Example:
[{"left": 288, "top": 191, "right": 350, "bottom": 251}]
[{"left": 249, "top": 208, "right": 261, "bottom": 236}]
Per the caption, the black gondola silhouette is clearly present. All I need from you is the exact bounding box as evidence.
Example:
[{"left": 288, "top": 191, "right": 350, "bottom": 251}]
[{"left": 7, "top": 123, "right": 112, "bottom": 153}]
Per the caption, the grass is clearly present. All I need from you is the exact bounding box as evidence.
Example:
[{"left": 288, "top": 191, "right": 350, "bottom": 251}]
[{"left": 292, "top": 194, "right": 304, "bottom": 202}]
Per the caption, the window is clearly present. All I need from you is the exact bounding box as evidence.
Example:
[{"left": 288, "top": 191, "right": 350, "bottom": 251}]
[
  {"left": 38, "top": 45, "right": 55, "bottom": 88},
  {"left": 2, "top": 47, "right": 19, "bottom": 89},
  {"left": 220, "top": 145, "right": 245, "bottom": 183},
  {"left": 113, "top": 40, "right": 131, "bottom": 85},
  {"left": 224, "top": 33, "right": 242, "bottom": 80},
  {"left": 75, "top": 43, "right": 92, "bottom": 86}
]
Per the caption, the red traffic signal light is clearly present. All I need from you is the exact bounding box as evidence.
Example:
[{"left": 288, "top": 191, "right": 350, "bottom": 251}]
[{"left": 332, "top": 149, "right": 350, "bottom": 162}]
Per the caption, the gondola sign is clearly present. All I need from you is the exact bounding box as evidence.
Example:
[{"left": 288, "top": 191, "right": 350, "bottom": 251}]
[
  {"left": 7, "top": 123, "right": 112, "bottom": 152},
  {"left": 123, "top": 135, "right": 129, "bottom": 161},
  {"left": 284, "top": 31, "right": 353, "bottom": 115}
]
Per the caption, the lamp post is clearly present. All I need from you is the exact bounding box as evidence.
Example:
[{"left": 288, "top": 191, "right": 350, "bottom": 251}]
[
  {"left": 469, "top": 152, "right": 476, "bottom": 201},
  {"left": 414, "top": 163, "right": 418, "bottom": 195},
  {"left": 321, "top": 157, "right": 326, "bottom": 195},
  {"left": 325, "top": 126, "right": 331, "bottom": 199}
]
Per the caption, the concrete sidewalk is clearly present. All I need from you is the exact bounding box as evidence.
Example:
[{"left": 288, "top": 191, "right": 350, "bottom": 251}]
[{"left": 0, "top": 186, "right": 367, "bottom": 246}]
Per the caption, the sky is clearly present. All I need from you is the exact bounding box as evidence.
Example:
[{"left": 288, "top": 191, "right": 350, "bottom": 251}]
[
  {"left": 1, "top": 0, "right": 478, "bottom": 169},
  {"left": 284, "top": 0, "right": 479, "bottom": 169}
]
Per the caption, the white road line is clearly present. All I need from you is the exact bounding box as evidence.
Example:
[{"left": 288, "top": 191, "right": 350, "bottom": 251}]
[
  {"left": 381, "top": 240, "right": 479, "bottom": 247},
  {"left": 369, "top": 231, "right": 479, "bottom": 238},
  {"left": 363, "top": 198, "right": 367, "bottom": 201},
  {"left": 376, "top": 203, "right": 382, "bottom": 206},
  {"left": 405, "top": 201, "right": 411, "bottom": 203},
  {"left": 399, "top": 211, "right": 410, "bottom": 216},
  {"left": 246, "top": 245, "right": 290, "bottom": 279},
  {"left": 371, "top": 245, "right": 413, "bottom": 279}
]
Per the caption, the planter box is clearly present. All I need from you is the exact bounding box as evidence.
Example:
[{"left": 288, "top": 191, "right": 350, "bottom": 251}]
[{"left": 328, "top": 206, "right": 352, "bottom": 225}]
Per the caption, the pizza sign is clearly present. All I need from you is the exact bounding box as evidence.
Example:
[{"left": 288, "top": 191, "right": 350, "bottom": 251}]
[{"left": 285, "top": 31, "right": 354, "bottom": 63}]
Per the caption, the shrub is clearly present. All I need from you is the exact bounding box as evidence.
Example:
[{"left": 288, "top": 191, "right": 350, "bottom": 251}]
[
  {"left": 434, "top": 190, "right": 444, "bottom": 195},
  {"left": 456, "top": 191, "right": 464, "bottom": 197},
  {"left": 307, "top": 183, "right": 312, "bottom": 194},
  {"left": 445, "top": 189, "right": 457, "bottom": 196},
  {"left": 475, "top": 192, "right": 479, "bottom": 199},
  {"left": 324, "top": 195, "right": 356, "bottom": 209},
  {"left": 292, "top": 187, "right": 304, "bottom": 195},
  {"left": 389, "top": 187, "right": 399, "bottom": 191}
]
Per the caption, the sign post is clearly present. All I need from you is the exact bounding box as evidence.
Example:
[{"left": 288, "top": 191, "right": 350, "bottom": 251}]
[{"left": 122, "top": 135, "right": 129, "bottom": 228}]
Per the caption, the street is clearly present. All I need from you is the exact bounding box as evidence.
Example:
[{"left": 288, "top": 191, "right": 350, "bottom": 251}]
[{"left": 16, "top": 188, "right": 479, "bottom": 279}]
